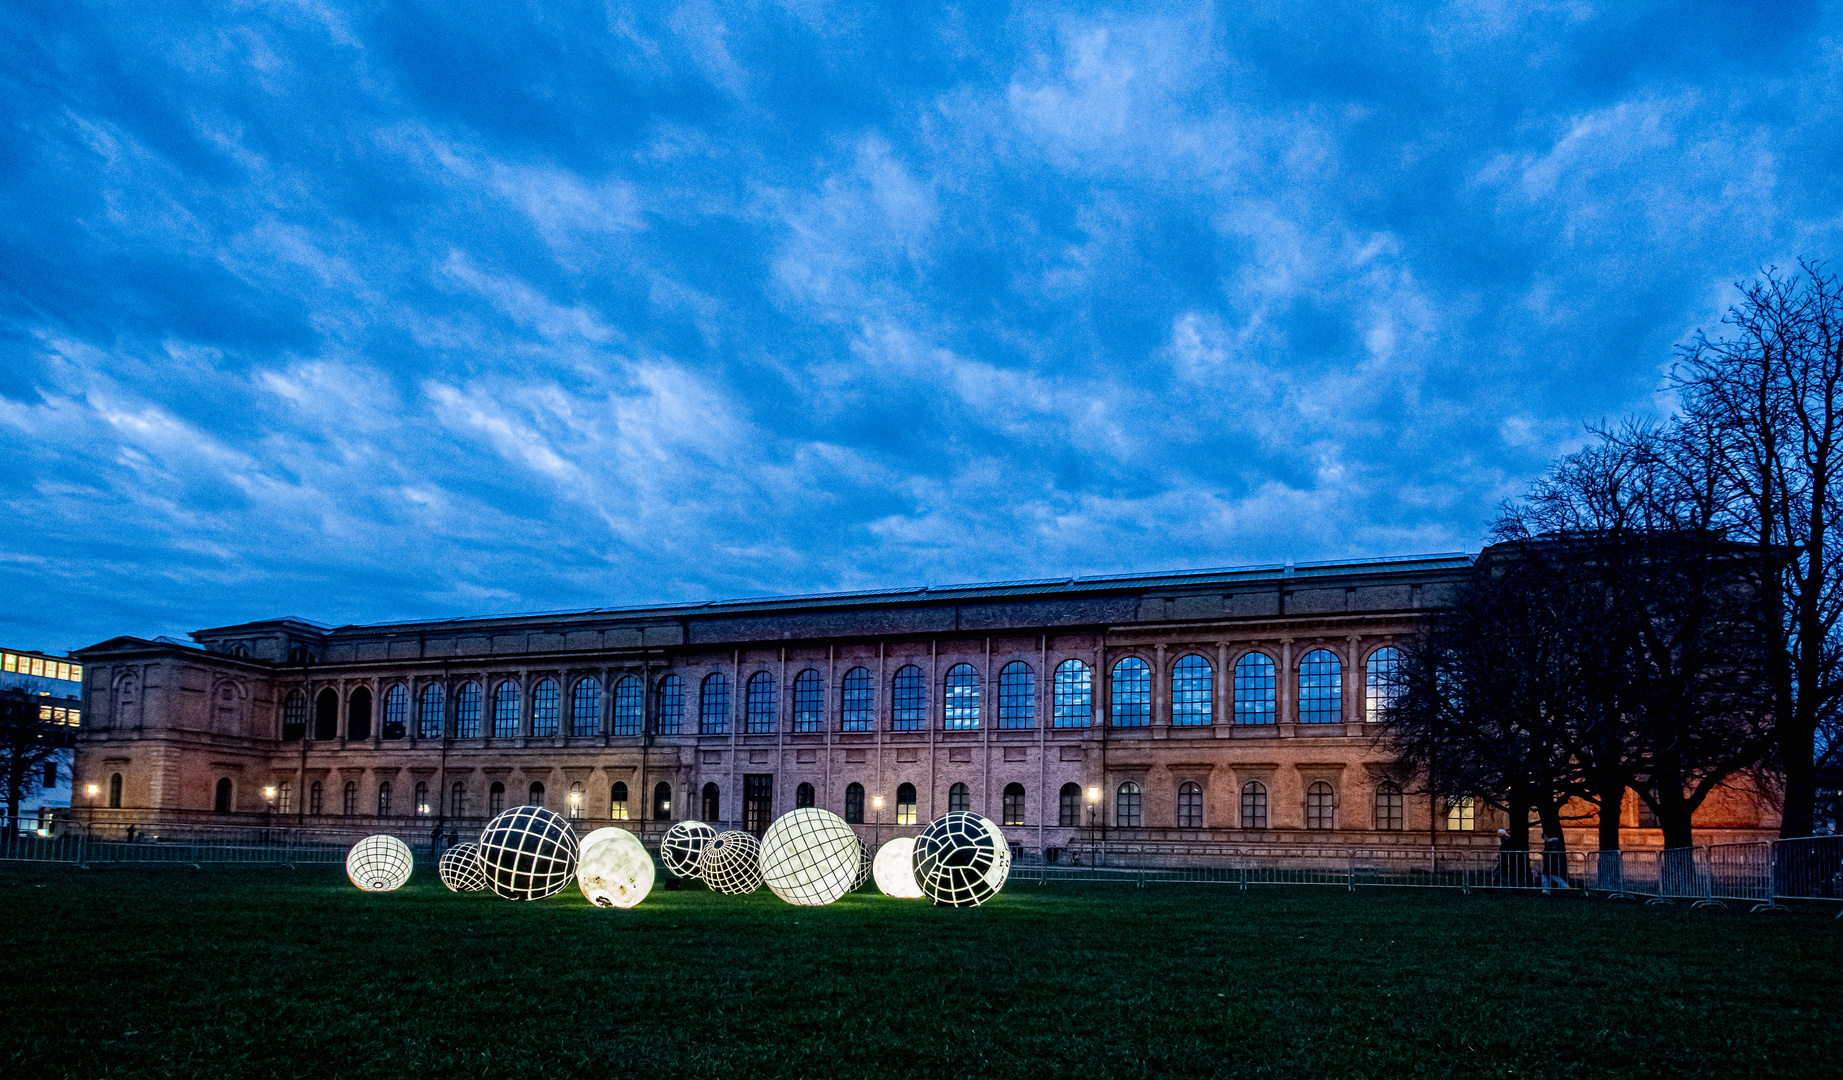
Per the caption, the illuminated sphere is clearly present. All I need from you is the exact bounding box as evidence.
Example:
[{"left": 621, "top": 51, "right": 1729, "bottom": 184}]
[
  {"left": 576, "top": 826, "right": 627, "bottom": 856},
  {"left": 346, "top": 834, "right": 413, "bottom": 892},
  {"left": 911, "top": 812, "right": 1011, "bottom": 907},
  {"left": 577, "top": 827, "right": 655, "bottom": 909},
  {"left": 849, "top": 835, "right": 873, "bottom": 893},
  {"left": 437, "top": 841, "right": 488, "bottom": 892},
  {"left": 660, "top": 820, "right": 716, "bottom": 879},
  {"left": 759, "top": 808, "right": 860, "bottom": 906},
  {"left": 478, "top": 805, "right": 580, "bottom": 901},
  {"left": 872, "top": 836, "right": 924, "bottom": 899},
  {"left": 697, "top": 830, "right": 764, "bottom": 895}
]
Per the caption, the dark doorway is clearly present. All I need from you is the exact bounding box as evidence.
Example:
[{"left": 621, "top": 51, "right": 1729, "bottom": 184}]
[
  {"left": 214, "top": 777, "right": 232, "bottom": 813},
  {"left": 744, "top": 774, "right": 773, "bottom": 837},
  {"left": 314, "top": 689, "right": 339, "bottom": 741},
  {"left": 348, "top": 686, "right": 372, "bottom": 741}
]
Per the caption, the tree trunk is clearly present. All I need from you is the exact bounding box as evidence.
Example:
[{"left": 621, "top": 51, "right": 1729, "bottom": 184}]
[
  {"left": 1505, "top": 788, "right": 1532, "bottom": 885},
  {"left": 1778, "top": 716, "right": 1818, "bottom": 838}
]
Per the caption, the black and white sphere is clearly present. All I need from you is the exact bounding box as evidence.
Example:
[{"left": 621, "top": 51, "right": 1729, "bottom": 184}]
[
  {"left": 478, "top": 805, "right": 580, "bottom": 901},
  {"left": 438, "top": 841, "right": 487, "bottom": 892},
  {"left": 697, "top": 830, "right": 764, "bottom": 895},
  {"left": 660, "top": 820, "right": 716, "bottom": 879},
  {"left": 849, "top": 835, "right": 873, "bottom": 893},
  {"left": 911, "top": 812, "right": 1011, "bottom": 907},
  {"left": 346, "top": 834, "right": 413, "bottom": 892},
  {"left": 577, "top": 827, "right": 655, "bottom": 909},
  {"left": 872, "top": 836, "right": 924, "bottom": 899},
  {"left": 759, "top": 809, "right": 860, "bottom": 906}
]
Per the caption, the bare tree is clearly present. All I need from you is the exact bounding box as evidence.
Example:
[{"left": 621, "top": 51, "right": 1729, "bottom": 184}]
[{"left": 0, "top": 687, "right": 68, "bottom": 836}]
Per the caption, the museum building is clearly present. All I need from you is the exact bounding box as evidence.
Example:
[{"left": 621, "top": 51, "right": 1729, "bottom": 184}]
[{"left": 66, "top": 552, "right": 1777, "bottom": 853}]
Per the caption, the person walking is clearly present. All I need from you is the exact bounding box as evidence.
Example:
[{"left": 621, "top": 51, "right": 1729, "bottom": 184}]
[{"left": 1540, "top": 832, "right": 1570, "bottom": 894}]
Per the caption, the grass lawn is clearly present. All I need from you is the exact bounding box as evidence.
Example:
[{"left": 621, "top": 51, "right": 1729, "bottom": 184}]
[{"left": 1, "top": 867, "right": 1837, "bottom": 1079}]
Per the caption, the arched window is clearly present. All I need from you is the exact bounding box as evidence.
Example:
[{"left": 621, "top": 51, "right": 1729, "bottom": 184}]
[
  {"left": 282, "top": 691, "right": 306, "bottom": 742},
  {"left": 1446, "top": 796, "right": 1476, "bottom": 832},
  {"left": 656, "top": 674, "right": 683, "bottom": 735},
  {"left": 700, "top": 674, "right": 730, "bottom": 735},
  {"left": 896, "top": 782, "right": 917, "bottom": 825},
  {"left": 450, "top": 780, "right": 465, "bottom": 818},
  {"left": 1374, "top": 781, "right": 1404, "bottom": 830},
  {"left": 1234, "top": 652, "right": 1276, "bottom": 724},
  {"left": 702, "top": 782, "right": 720, "bottom": 822},
  {"left": 576, "top": 677, "right": 605, "bottom": 736},
  {"left": 948, "top": 782, "right": 970, "bottom": 813},
  {"left": 1111, "top": 657, "right": 1151, "bottom": 727},
  {"left": 531, "top": 679, "right": 560, "bottom": 737},
  {"left": 841, "top": 667, "right": 873, "bottom": 731},
  {"left": 414, "top": 780, "right": 429, "bottom": 816},
  {"left": 527, "top": 781, "right": 545, "bottom": 807},
  {"left": 1115, "top": 781, "right": 1143, "bottom": 827},
  {"left": 1059, "top": 782, "right": 1081, "bottom": 826},
  {"left": 493, "top": 681, "right": 521, "bottom": 738},
  {"left": 1177, "top": 781, "right": 1204, "bottom": 828},
  {"left": 793, "top": 669, "right": 823, "bottom": 732},
  {"left": 1053, "top": 660, "right": 1092, "bottom": 727},
  {"left": 1366, "top": 647, "right": 1402, "bottom": 722},
  {"left": 277, "top": 781, "right": 291, "bottom": 815},
  {"left": 944, "top": 664, "right": 980, "bottom": 729},
  {"left": 309, "top": 780, "right": 324, "bottom": 816},
  {"left": 1298, "top": 650, "right": 1342, "bottom": 724},
  {"left": 342, "top": 781, "right": 357, "bottom": 816},
  {"left": 314, "top": 688, "right": 339, "bottom": 740},
  {"left": 377, "top": 781, "right": 392, "bottom": 818},
  {"left": 1241, "top": 781, "right": 1268, "bottom": 829},
  {"left": 610, "top": 781, "right": 628, "bottom": 820},
  {"left": 109, "top": 772, "right": 123, "bottom": 809},
  {"left": 611, "top": 676, "right": 642, "bottom": 736},
  {"left": 488, "top": 781, "right": 505, "bottom": 815},
  {"left": 1306, "top": 781, "right": 1336, "bottom": 829},
  {"left": 214, "top": 777, "right": 232, "bottom": 814},
  {"left": 796, "top": 781, "right": 816, "bottom": 809},
  {"left": 419, "top": 684, "right": 445, "bottom": 739},
  {"left": 455, "top": 682, "right": 482, "bottom": 738},
  {"left": 568, "top": 781, "right": 585, "bottom": 818},
  {"left": 653, "top": 781, "right": 672, "bottom": 820},
  {"left": 891, "top": 665, "right": 926, "bottom": 730},
  {"left": 745, "top": 672, "right": 776, "bottom": 734},
  {"left": 845, "top": 782, "right": 865, "bottom": 824},
  {"left": 1172, "top": 654, "right": 1212, "bottom": 726},
  {"left": 998, "top": 662, "right": 1034, "bottom": 728},
  {"left": 381, "top": 684, "right": 408, "bottom": 739},
  {"left": 1003, "top": 782, "right": 1026, "bottom": 827},
  {"left": 347, "top": 687, "right": 372, "bottom": 741}
]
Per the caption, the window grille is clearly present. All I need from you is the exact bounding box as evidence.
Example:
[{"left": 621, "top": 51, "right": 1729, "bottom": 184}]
[
  {"left": 1307, "top": 781, "right": 1336, "bottom": 829},
  {"left": 1111, "top": 657, "right": 1150, "bottom": 727},
  {"left": 948, "top": 782, "right": 970, "bottom": 813},
  {"left": 1059, "top": 782, "right": 1081, "bottom": 826},
  {"left": 1115, "top": 782, "right": 1143, "bottom": 827},
  {"left": 1053, "top": 660, "right": 1091, "bottom": 727},
  {"left": 891, "top": 665, "right": 925, "bottom": 730},
  {"left": 488, "top": 781, "right": 504, "bottom": 815},
  {"left": 309, "top": 781, "right": 323, "bottom": 816},
  {"left": 896, "top": 782, "right": 917, "bottom": 825},
  {"left": 454, "top": 682, "right": 482, "bottom": 738},
  {"left": 944, "top": 664, "right": 980, "bottom": 729},
  {"left": 574, "top": 677, "right": 603, "bottom": 736},
  {"left": 745, "top": 672, "right": 776, "bottom": 734},
  {"left": 1366, "top": 647, "right": 1402, "bottom": 722},
  {"left": 1241, "top": 782, "right": 1267, "bottom": 829},
  {"left": 342, "top": 781, "right": 357, "bottom": 817},
  {"left": 1374, "top": 782, "right": 1404, "bottom": 830},
  {"left": 796, "top": 782, "right": 815, "bottom": 809},
  {"left": 611, "top": 676, "right": 642, "bottom": 736},
  {"left": 611, "top": 781, "right": 628, "bottom": 819},
  {"left": 793, "top": 669, "right": 823, "bottom": 733},
  {"left": 1177, "top": 781, "right": 1203, "bottom": 827},
  {"left": 531, "top": 680, "right": 560, "bottom": 737},
  {"left": 1171, "top": 654, "right": 1211, "bottom": 726},
  {"left": 493, "top": 682, "right": 520, "bottom": 738},
  {"left": 528, "top": 781, "right": 545, "bottom": 807},
  {"left": 1298, "top": 650, "right": 1342, "bottom": 724},
  {"left": 419, "top": 684, "right": 445, "bottom": 739},
  {"left": 845, "top": 782, "right": 865, "bottom": 824},
  {"left": 282, "top": 691, "right": 307, "bottom": 741},
  {"left": 998, "top": 661, "right": 1034, "bottom": 728},
  {"left": 656, "top": 674, "right": 683, "bottom": 735},
  {"left": 1003, "top": 783, "right": 1026, "bottom": 827},
  {"left": 414, "top": 781, "right": 429, "bottom": 816},
  {"left": 570, "top": 781, "right": 585, "bottom": 819},
  {"left": 700, "top": 673, "right": 730, "bottom": 735},
  {"left": 450, "top": 781, "right": 465, "bottom": 818},
  {"left": 1234, "top": 653, "right": 1275, "bottom": 724},
  {"left": 840, "top": 667, "right": 873, "bottom": 731},
  {"left": 382, "top": 684, "right": 408, "bottom": 739},
  {"left": 1446, "top": 796, "right": 1475, "bottom": 832}
]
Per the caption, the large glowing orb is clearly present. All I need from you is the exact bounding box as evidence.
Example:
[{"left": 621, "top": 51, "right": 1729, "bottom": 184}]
[
  {"left": 911, "top": 812, "right": 1011, "bottom": 907},
  {"left": 872, "top": 836, "right": 923, "bottom": 898},
  {"left": 437, "top": 841, "right": 487, "bottom": 892},
  {"left": 849, "top": 835, "right": 872, "bottom": 893},
  {"left": 660, "top": 820, "right": 716, "bottom": 879},
  {"left": 577, "top": 827, "right": 655, "bottom": 908},
  {"left": 759, "top": 808, "right": 860, "bottom": 906},
  {"left": 478, "top": 805, "right": 580, "bottom": 901},
  {"left": 346, "top": 834, "right": 413, "bottom": 892},
  {"left": 697, "top": 830, "right": 764, "bottom": 895}
]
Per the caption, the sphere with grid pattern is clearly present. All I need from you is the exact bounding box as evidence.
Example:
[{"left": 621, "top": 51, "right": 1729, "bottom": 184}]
[
  {"left": 872, "top": 836, "right": 924, "bottom": 899},
  {"left": 346, "top": 834, "right": 414, "bottom": 892},
  {"left": 577, "top": 827, "right": 655, "bottom": 908},
  {"left": 478, "top": 805, "right": 580, "bottom": 901},
  {"left": 697, "top": 830, "right": 764, "bottom": 895},
  {"left": 758, "top": 808, "right": 860, "bottom": 906},
  {"left": 849, "top": 834, "right": 873, "bottom": 893},
  {"left": 911, "top": 812, "right": 1011, "bottom": 907},
  {"left": 660, "top": 820, "right": 716, "bottom": 880},
  {"left": 437, "top": 841, "right": 488, "bottom": 892}
]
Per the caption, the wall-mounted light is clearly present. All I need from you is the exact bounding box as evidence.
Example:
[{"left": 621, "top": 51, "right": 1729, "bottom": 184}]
[
  {"left": 1086, "top": 785, "right": 1100, "bottom": 803},
  {"left": 263, "top": 785, "right": 278, "bottom": 800},
  {"left": 85, "top": 783, "right": 100, "bottom": 797}
]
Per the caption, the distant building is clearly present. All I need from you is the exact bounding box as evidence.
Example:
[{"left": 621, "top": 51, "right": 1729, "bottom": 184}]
[{"left": 1, "top": 648, "right": 83, "bottom": 834}]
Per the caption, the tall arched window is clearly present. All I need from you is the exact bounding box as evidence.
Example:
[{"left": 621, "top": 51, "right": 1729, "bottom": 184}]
[
  {"left": 1111, "top": 657, "right": 1150, "bottom": 727},
  {"left": 948, "top": 781, "right": 970, "bottom": 813},
  {"left": 1298, "top": 650, "right": 1342, "bottom": 724},
  {"left": 414, "top": 780, "right": 429, "bottom": 815},
  {"left": 1177, "top": 781, "right": 1204, "bottom": 828},
  {"left": 277, "top": 781, "right": 291, "bottom": 815},
  {"left": 527, "top": 781, "right": 545, "bottom": 807},
  {"left": 381, "top": 684, "right": 408, "bottom": 739},
  {"left": 454, "top": 682, "right": 482, "bottom": 738},
  {"left": 576, "top": 677, "right": 605, "bottom": 736},
  {"left": 347, "top": 687, "right": 372, "bottom": 741},
  {"left": 701, "top": 782, "right": 720, "bottom": 822},
  {"left": 998, "top": 661, "right": 1034, "bottom": 728},
  {"left": 1115, "top": 781, "right": 1143, "bottom": 827},
  {"left": 1306, "top": 781, "right": 1336, "bottom": 829},
  {"left": 1172, "top": 654, "right": 1211, "bottom": 726},
  {"left": 1234, "top": 652, "right": 1276, "bottom": 724},
  {"left": 1446, "top": 796, "right": 1476, "bottom": 832},
  {"left": 377, "top": 781, "right": 392, "bottom": 818},
  {"left": 493, "top": 681, "right": 521, "bottom": 738},
  {"left": 488, "top": 781, "right": 505, "bottom": 815},
  {"left": 1241, "top": 781, "right": 1268, "bottom": 829},
  {"left": 653, "top": 781, "right": 672, "bottom": 820},
  {"left": 1053, "top": 660, "right": 1092, "bottom": 727},
  {"left": 566, "top": 781, "right": 584, "bottom": 817},
  {"left": 314, "top": 688, "right": 339, "bottom": 741},
  {"left": 450, "top": 780, "right": 465, "bottom": 818},
  {"left": 944, "top": 664, "right": 980, "bottom": 729},
  {"left": 419, "top": 684, "right": 445, "bottom": 739},
  {"left": 700, "top": 673, "right": 730, "bottom": 735},
  {"left": 656, "top": 674, "right": 683, "bottom": 735},
  {"left": 841, "top": 667, "right": 873, "bottom": 731},
  {"left": 214, "top": 777, "right": 232, "bottom": 814},
  {"left": 611, "top": 676, "right": 642, "bottom": 736},
  {"left": 745, "top": 671, "right": 777, "bottom": 734},
  {"left": 793, "top": 669, "right": 823, "bottom": 732},
  {"left": 531, "top": 679, "right": 560, "bottom": 737},
  {"left": 1366, "top": 647, "right": 1402, "bottom": 722},
  {"left": 1059, "top": 782, "right": 1081, "bottom": 826},
  {"left": 342, "top": 780, "right": 357, "bottom": 816},
  {"left": 844, "top": 781, "right": 865, "bottom": 824},
  {"left": 309, "top": 780, "right": 323, "bottom": 816},
  {"left": 610, "top": 781, "right": 629, "bottom": 820},
  {"left": 282, "top": 691, "right": 306, "bottom": 742},
  {"left": 891, "top": 665, "right": 925, "bottom": 730},
  {"left": 796, "top": 781, "right": 815, "bottom": 809},
  {"left": 1003, "top": 783, "right": 1026, "bottom": 827},
  {"left": 109, "top": 772, "right": 123, "bottom": 809},
  {"left": 895, "top": 782, "right": 917, "bottom": 825},
  {"left": 1374, "top": 781, "right": 1404, "bottom": 830}
]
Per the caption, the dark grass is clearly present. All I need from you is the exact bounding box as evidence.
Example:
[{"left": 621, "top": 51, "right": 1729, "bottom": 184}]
[{"left": 1, "top": 867, "right": 1838, "bottom": 1079}]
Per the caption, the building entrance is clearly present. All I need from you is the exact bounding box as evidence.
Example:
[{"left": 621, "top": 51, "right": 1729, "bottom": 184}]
[{"left": 743, "top": 774, "right": 773, "bottom": 837}]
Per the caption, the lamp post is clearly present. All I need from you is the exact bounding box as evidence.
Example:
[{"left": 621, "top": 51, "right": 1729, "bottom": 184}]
[
  {"left": 1085, "top": 785, "right": 1100, "bottom": 865},
  {"left": 262, "top": 785, "right": 276, "bottom": 845},
  {"left": 872, "top": 794, "right": 885, "bottom": 853}
]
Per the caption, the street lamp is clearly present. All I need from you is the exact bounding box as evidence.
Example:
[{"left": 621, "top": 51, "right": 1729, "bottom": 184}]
[
  {"left": 1085, "top": 785, "right": 1101, "bottom": 863},
  {"left": 872, "top": 794, "right": 885, "bottom": 852},
  {"left": 85, "top": 783, "right": 100, "bottom": 798}
]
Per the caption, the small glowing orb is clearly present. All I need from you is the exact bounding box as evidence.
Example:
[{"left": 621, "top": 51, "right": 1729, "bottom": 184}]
[
  {"left": 849, "top": 835, "right": 872, "bottom": 893},
  {"left": 697, "top": 830, "right": 764, "bottom": 895},
  {"left": 660, "top": 820, "right": 716, "bottom": 879},
  {"left": 577, "top": 828, "right": 655, "bottom": 908},
  {"left": 872, "top": 837, "right": 924, "bottom": 898},
  {"left": 478, "top": 805, "right": 580, "bottom": 901},
  {"left": 437, "top": 841, "right": 488, "bottom": 892},
  {"left": 759, "top": 808, "right": 860, "bottom": 906},
  {"left": 346, "top": 834, "right": 413, "bottom": 892},
  {"left": 911, "top": 812, "right": 1011, "bottom": 907}
]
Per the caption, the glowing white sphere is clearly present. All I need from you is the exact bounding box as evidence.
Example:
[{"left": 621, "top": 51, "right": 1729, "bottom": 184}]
[
  {"left": 437, "top": 841, "right": 487, "bottom": 892},
  {"left": 872, "top": 836, "right": 924, "bottom": 899},
  {"left": 759, "top": 808, "right": 861, "bottom": 906},
  {"left": 912, "top": 812, "right": 1011, "bottom": 907},
  {"left": 849, "top": 835, "right": 873, "bottom": 893},
  {"left": 698, "top": 830, "right": 764, "bottom": 895},
  {"left": 478, "top": 805, "right": 580, "bottom": 901},
  {"left": 661, "top": 820, "right": 716, "bottom": 879},
  {"left": 576, "top": 827, "right": 627, "bottom": 855},
  {"left": 577, "top": 827, "right": 655, "bottom": 908},
  {"left": 346, "top": 834, "right": 413, "bottom": 892}
]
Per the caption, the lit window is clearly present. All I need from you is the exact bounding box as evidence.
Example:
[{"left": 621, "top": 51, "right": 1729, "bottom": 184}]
[
  {"left": 1374, "top": 782, "right": 1404, "bottom": 830},
  {"left": 1306, "top": 781, "right": 1337, "bottom": 829},
  {"left": 944, "top": 664, "right": 980, "bottom": 730},
  {"left": 571, "top": 781, "right": 588, "bottom": 819},
  {"left": 531, "top": 679, "right": 560, "bottom": 737},
  {"left": 610, "top": 781, "right": 628, "bottom": 819},
  {"left": 1366, "top": 647, "right": 1402, "bottom": 722},
  {"left": 948, "top": 782, "right": 970, "bottom": 813},
  {"left": 840, "top": 667, "right": 873, "bottom": 731},
  {"left": 1053, "top": 660, "right": 1092, "bottom": 727},
  {"left": 454, "top": 682, "right": 482, "bottom": 738},
  {"left": 1115, "top": 782, "right": 1143, "bottom": 827},
  {"left": 414, "top": 780, "right": 429, "bottom": 816},
  {"left": 896, "top": 782, "right": 917, "bottom": 825},
  {"left": 1111, "top": 658, "right": 1150, "bottom": 727},
  {"left": 656, "top": 674, "right": 683, "bottom": 735},
  {"left": 1241, "top": 782, "right": 1268, "bottom": 829},
  {"left": 891, "top": 665, "right": 925, "bottom": 730},
  {"left": 745, "top": 671, "right": 776, "bottom": 734},
  {"left": 1298, "top": 650, "right": 1342, "bottom": 724},
  {"left": 1003, "top": 783, "right": 1026, "bottom": 827},
  {"left": 700, "top": 673, "right": 729, "bottom": 735},
  {"left": 793, "top": 669, "right": 823, "bottom": 733},
  {"left": 998, "top": 662, "right": 1034, "bottom": 728},
  {"left": 1234, "top": 652, "right": 1276, "bottom": 724},
  {"left": 576, "top": 677, "right": 605, "bottom": 736},
  {"left": 1446, "top": 796, "right": 1475, "bottom": 832},
  {"left": 1172, "top": 654, "right": 1212, "bottom": 726},
  {"left": 611, "top": 676, "right": 642, "bottom": 736},
  {"left": 1177, "top": 781, "right": 1203, "bottom": 828}
]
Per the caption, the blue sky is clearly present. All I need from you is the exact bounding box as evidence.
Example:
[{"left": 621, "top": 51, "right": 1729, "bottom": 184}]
[{"left": 2, "top": 2, "right": 1839, "bottom": 652}]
